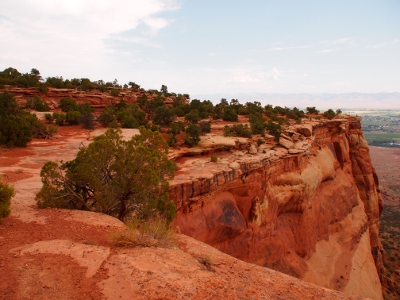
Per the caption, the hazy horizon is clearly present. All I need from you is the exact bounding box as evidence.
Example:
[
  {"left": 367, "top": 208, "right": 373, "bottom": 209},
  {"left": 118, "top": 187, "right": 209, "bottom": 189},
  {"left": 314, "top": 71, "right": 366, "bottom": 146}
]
[{"left": 1, "top": 1, "right": 399, "bottom": 106}]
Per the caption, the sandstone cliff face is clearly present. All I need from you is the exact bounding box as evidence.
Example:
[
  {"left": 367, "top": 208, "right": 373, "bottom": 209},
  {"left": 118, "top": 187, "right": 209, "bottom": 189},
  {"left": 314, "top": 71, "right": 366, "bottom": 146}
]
[
  {"left": 170, "top": 117, "right": 383, "bottom": 300},
  {"left": 3, "top": 86, "right": 181, "bottom": 109}
]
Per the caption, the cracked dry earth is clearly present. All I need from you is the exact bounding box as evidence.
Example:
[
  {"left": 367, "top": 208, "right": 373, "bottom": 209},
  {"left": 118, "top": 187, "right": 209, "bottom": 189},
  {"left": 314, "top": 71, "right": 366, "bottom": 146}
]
[{"left": 0, "top": 127, "right": 370, "bottom": 299}]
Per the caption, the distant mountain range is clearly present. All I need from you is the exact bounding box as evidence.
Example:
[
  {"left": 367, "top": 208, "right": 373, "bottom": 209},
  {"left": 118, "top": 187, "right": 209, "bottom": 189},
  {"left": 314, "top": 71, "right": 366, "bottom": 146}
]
[{"left": 192, "top": 92, "right": 400, "bottom": 110}]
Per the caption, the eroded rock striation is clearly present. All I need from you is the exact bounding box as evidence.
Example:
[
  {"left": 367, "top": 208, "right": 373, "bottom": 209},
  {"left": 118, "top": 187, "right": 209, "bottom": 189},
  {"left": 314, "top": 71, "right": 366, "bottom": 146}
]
[{"left": 170, "top": 116, "right": 383, "bottom": 300}]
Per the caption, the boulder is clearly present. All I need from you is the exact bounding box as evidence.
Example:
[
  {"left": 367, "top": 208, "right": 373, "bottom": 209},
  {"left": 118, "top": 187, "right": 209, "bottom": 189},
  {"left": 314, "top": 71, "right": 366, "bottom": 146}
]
[
  {"left": 279, "top": 136, "right": 294, "bottom": 149},
  {"left": 248, "top": 144, "right": 258, "bottom": 154},
  {"left": 295, "top": 124, "right": 313, "bottom": 137}
]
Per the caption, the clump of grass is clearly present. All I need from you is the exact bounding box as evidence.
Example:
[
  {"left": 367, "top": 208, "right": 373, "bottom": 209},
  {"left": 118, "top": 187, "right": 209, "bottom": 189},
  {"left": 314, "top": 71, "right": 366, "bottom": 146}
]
[
  {"left": 110, "top": 215, "right": 175, "bottom": 248},
  {"left": 210, "top": 155, "right": 218, "bottom": 162},
  {"left": 197, "top": 253, "right": 214, "bottom": 271}
]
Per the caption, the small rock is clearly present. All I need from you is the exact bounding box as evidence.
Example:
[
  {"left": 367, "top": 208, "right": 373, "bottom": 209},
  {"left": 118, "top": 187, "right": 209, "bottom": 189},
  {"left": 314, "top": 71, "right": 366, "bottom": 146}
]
[
  {"left": 248, "top": 144, "right": 257, "bottom": 154},
  {"left": 279, "top": 137, "right": 294, "bottom": 149},
  {"left": 228, "top": 162, "right": 240, "bottom": 170}
]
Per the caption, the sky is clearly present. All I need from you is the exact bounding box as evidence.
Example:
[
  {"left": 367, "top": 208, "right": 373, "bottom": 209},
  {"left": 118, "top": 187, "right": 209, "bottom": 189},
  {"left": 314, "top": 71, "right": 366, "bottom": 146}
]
[{"left": 1, "top": 0, "right": 399, "bottom": 105}]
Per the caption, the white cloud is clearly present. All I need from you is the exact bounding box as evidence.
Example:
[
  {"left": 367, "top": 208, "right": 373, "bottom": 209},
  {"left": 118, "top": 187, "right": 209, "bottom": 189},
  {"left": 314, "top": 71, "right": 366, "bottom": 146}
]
[
  {"left": 366, "top": 43, "right": 386, "bottom": 49},
  {"left": 393, "top": 38, "right": 399, "bottom": 44},
  {"left": 0, "top": 0, "right": 179, "bottom": 78}
]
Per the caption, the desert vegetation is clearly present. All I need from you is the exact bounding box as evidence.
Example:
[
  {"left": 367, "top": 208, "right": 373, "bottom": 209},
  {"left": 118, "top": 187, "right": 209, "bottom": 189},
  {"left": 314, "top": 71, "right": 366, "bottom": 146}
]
[
  {"left": 0, "top": 67, "right": 342, "bottom": 150},
  {"left": 0, "top": 181, "right": 14, "bottom": 221},
  {"left": 36, "top": 127, "right": 176, "bottom": 222}
]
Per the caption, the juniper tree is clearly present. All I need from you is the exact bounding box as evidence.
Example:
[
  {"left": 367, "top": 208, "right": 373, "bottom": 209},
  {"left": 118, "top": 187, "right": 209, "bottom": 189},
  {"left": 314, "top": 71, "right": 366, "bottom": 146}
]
[{"left": 36, "top": 127, "right": 176, "bottom": 221}]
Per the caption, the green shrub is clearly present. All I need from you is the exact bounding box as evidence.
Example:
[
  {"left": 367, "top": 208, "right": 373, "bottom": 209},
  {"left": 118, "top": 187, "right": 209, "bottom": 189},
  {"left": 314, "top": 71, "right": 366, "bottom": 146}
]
[
  {"left": 36, "top": 128, "right": 176, "bottom": 221},
  {"left": 323, "top": 109, "right": 336, "bottom": 120},
  {"left": 47, "top": 125, "right": 58, "bottom": 137},
  {"left": 0, "top": 92, "right": 45, "bottom": 147},
  {"left": 184, "top": 124, "right": 201, "bottom": 146},
  {"left": 210, "top": 155, "right": 218, "bottom": 162},
  {"left": 33, "top": 96, "right": 50, "bottom": 111},
  {"left": 199, "top": 121, "right": 211, "bottom": 134},
  {"left": 0, "top": 181, "right": 14, "bottom": 220},
  {"left": 167, "top": 133, "right": 178, "bottom": 147},
  {"left": 110, "top": 89, "right": 120, "bottom": 97}
]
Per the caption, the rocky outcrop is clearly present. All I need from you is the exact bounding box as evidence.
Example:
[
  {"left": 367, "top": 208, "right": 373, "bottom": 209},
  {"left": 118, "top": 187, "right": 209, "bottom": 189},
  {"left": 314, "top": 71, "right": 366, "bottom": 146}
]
[
  {"left": 2, "top": 86, "right": 185, "bottom": 109},
  {"left": 170, "top": 117, "right": 383, "bottom": 300}
]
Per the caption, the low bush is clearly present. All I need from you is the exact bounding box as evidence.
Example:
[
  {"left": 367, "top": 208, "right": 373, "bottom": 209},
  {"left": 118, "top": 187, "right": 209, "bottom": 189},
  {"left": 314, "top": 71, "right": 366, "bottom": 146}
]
[
  {"left": 110, "top": 215, "right": 175, "bottom": 248},
  {"left": 0, "top": 181, "right": 15, "bottom": 221}
]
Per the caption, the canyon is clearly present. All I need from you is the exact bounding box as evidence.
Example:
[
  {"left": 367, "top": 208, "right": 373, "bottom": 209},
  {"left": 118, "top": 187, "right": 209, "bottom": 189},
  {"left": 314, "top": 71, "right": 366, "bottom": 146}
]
[
  {"left": 0, "top": 87, "right": 386, "bottom": 299},
  {"left": 170, "top": 117, "right": 384, "bottom": 300}
]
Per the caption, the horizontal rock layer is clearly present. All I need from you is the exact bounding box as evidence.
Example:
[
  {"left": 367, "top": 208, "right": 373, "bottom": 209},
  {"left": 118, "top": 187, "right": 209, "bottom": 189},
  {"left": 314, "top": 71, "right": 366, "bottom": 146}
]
[{"left": 170, "top": 116, "right": 383, "bottom": 300}]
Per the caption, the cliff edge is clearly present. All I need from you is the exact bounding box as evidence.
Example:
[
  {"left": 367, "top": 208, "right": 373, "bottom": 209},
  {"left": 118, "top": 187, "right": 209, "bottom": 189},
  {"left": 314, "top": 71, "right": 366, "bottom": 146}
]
[{"left": 170, "top": 116, "right": 383, "bottom": 300}]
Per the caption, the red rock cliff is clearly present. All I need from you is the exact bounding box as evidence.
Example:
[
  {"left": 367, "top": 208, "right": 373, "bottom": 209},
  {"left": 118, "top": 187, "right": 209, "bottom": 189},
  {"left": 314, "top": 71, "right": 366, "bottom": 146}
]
[{"left": 170, "top": 116, "right": 383, "bottom": 300}]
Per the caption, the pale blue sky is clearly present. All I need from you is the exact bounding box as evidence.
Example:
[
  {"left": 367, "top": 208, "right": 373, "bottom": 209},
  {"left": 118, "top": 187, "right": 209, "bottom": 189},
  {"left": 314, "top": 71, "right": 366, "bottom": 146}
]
[{"left": 1, "top": 0, "right": 399, "bottom": 101}]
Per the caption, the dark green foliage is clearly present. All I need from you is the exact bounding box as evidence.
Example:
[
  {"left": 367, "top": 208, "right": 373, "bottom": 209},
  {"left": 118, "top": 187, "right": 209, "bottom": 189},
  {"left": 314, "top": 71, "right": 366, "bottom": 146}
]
[
  {"left": 222, "top": 106, "right": 238, "bottom": 122},
  {"left": 306, "top": 106, "right": 319, "bottom": 115},
  {"left": 184, "top": 124, "right": 201, "bottom": 146},
  {"left": 323, "top": 109, "right": 336, "bottom": 120},
  {"left": 185, "top": 109, "right": 200, "bottom": 124},
  {"left": 46, "top": 76, "right": 65, "bottom": 88},
  {"left": 265, "top": 120, "right": 281, "bottom": 139},
  {"left": 128, "top": 82, "right": 141, "bottom": 90},
  {"left": 150, "top": 124, "right": 160, "bottom": 132},
  {"left": 109, "top": 120, "right": 119, "bottom": 128},
  {"left": 245, "top": 102, "right": 263, "bottom": 115},
  {"left": 66, "top": 111, "right": 82, "bottom": 125},
  {"left": 33, "top": 96, "right": 50, "bottom": 112},
  {"left": 153, "top": 106, "right": 175, "bottom": 127},
  {"left": 224, "top": 124, "right": 252, "bottom": 138},
  {"left": 44, "top": 113, "right": 54, "bottom": 123},
  {"left": 121, "top": 114, "right": 139, "bottom": 128},
  {"left": 249, "top": 113, "right": 266, "bottom": 136},
  {"left": 59, "top": 98, "right": 78, "bottom": 112},
  {"left": 0, "top": 181, "right": 15, "bottom": 220},
  {"left": 98, "top": 105, "right": 116, "bottom": 127},
  {"left": 0, "top": 67, "right": 42, "bottom": 88},
  {"left": 53, "top": 113, "right": 66, "bottom": 126},
  {"left": 78, "top": 111, "right": 95, "bottom": 129},
  {"left": 26, "top": 96, "right": 49, "bottom": 112},
  {"left": 0, "top": 92, "right": 46, "bottom": 147},
  {"left": 167, "top": 133, "right": 178, "bottom": 147},
  {"left": 168, "top": 122, "right": 185, "bottom": 135},
  {"left": 116, "top": 104, "right": 147, "bottom": 128},
  {"left": 210, "top": 155, "right": 218, "bottom": 162},
  {"left": 160, "top": 85, "right": 168, "bottom": 94},
  {"left": 116, "top": 99, "right": 127, "bottom": 111},
  {"left": 110, "top": 89, "right": 120, "bottom": 97},
  {"left": 38, "top": 83, "right": 49, "bottom": 94},
  {"left": 36, "top": 127, "right": 176, "bottom": 221},
  {"left": 199, "top": 121, "right": 211, "bottom": 134}
]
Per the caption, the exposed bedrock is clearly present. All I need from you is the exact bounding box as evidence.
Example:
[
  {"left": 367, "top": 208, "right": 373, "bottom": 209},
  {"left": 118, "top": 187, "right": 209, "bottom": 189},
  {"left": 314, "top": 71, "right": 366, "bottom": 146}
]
[{"left": 170, "top": 117, "right": 383, "bottom": 300}]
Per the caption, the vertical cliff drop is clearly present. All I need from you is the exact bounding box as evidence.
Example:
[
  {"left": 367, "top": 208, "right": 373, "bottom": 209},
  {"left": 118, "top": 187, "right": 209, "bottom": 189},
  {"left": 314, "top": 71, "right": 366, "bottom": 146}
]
[{"left": 170, "top": 116, "right": 383, "bottom": 300}]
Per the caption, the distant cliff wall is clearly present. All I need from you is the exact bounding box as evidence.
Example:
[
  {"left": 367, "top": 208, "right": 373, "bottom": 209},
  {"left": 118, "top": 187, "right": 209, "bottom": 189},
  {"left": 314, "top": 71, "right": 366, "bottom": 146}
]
[{"left": 170, "top": 117, "right": 383, "bottom": 300}]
